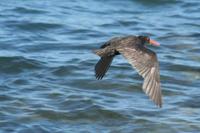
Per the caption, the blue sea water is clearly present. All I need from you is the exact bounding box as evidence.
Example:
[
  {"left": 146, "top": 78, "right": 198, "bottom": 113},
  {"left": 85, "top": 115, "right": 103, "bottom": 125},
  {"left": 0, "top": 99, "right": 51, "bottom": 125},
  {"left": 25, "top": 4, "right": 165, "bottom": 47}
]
[{"left": 0, "top": 0, "right": 200, "bottom": 132}]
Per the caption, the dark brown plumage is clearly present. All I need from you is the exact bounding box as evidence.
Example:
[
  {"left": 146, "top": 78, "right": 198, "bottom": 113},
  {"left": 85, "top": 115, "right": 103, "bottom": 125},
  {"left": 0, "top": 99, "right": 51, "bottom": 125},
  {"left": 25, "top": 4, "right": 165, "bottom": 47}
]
[{"left": 93, "top": 35, "right": 162, "bottom": 108}]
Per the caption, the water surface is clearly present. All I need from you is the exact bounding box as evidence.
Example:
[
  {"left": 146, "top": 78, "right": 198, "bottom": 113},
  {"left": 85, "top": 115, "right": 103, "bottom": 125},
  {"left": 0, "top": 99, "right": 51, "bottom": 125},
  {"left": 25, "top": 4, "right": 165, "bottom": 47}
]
[{"left": 0, "top": 0, "right": 200, "bottom": 132}]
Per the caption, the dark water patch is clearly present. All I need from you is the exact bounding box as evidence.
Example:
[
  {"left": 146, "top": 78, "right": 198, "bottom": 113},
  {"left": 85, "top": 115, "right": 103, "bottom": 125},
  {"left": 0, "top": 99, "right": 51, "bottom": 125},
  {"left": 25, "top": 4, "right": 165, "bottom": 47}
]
[
  {"left": 161, "top": 85, "right": 184, "bottom": 96},
  {"left": 112, "top": 10, "right": 143, "bottom": 15},
  {"left": 0, "top": 56, "right": 44, "bottom": 74},
  {"left": 181, "top": 1, "right": 199, "bottom": 8},
  {"left": 51, "top": 64, "right": 80, "bottom": 77},
  {"left": 35, "top": 105, "right": 128, "bottom": 121},
  {"left": 13, "top": 7, "right": 47, "bottom": 14},
  {"left": 20, "top": 34, "right": 58, "bottom": 43},
  {"left": 64, "top": 42, "right": 102, "bottom": 50},
  {"left": 77, "top": 59, "right": 95, "bottom": 69},
  {"left": 166, "top": 83, "right": 196, "bottom": 95},
  {"left": 98, "top": 22, "right": 120, "bottom": 28},
  {"left": 69, "top": 33, "right": 103, "bottom": 40},
  {"left": 0, "top": 94, "right": 13, "bottom": 101},
  {"left": 67, "top": 29, "right": 97, "bottom": 34},
  {"left": 188, "top": 33, "right": 200, "bottom": 38},
  {"left": 118, "top": 20, "right": 139, "bottom": 27},
  {"left": 69, "top": 78, "right": 126, "bottom": 91},
  {"left": 159, "top": 33, "right": 199, "bottom": 43},
  {"left": 22, "top": 42, "right": 94, "bottom": 53},
  {"left": 44, "top": 91, "right": 64, "bottom": 101},
  {"left": 17, "top": 22, "right": 63, "bottom": 31},
  {"left": 164, "top": 55, "right": 181, "bottom": 60},
  {"left": 188, "top": 48, "right": 200, "bottom": 53},
  {"left": 127, "top": 108, "right": 164, "bottom": 118},
  {"left": 21, "top": 42, "right": 68, "bottom": 52},
  {"left": 59, "top": 98, "right": 94, "bottom": 111},
  {"left": 12, "top": 79, "right": 30, "bottom": 85},
  {"left": 182, "top": 23, "right": 200, "bottom": 28},
  {"left": 170, "top": 13, "right": 200, "bottom": 20},
  {"left": 166, "top": 43, "right": 195, "bottom": 50},
  {"left": 0, "top": 121, "right": 22, "bottom": 133},
  {"left": 67, "top": 29, "right": 106, "bottom": 39},
  {"left": 178, "top": 95, "right": 200, "bottom": 108},
  {"left": 184, "top": 7, "right": 200, "bottom": 14},
  {"left": 5, "top": 20, "right": 63, "bottom": 32},
  {"left": 99, "top": 91, "right": 127, "bottom": 100},
  {"left": 135, "top": 0, "right": 180, "bottom": 6},
  {"left": 134, "top": 118, "right": 158, "bottom": 124},
  {"left": 52, "top": 66, "right": 74, "bottom": 77},
  {"left": 0, "top": 40, "right": 20, "bottom": 50},
  {"left": 162, "top": 76, "right": 195, "bottom": 88},
  {"left": 167, "top": 64, "right": 200, "bottom": 73}
]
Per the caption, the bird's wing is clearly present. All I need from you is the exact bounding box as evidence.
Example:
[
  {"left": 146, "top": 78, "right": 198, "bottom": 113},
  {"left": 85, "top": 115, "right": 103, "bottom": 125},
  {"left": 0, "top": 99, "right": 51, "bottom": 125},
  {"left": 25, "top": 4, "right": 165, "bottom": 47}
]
[
  {"left": 95, "top": 56, "right": 114, "bottom": 80},
  {"left": 117, "top": 47, "right": 162, "bottom": 107}
]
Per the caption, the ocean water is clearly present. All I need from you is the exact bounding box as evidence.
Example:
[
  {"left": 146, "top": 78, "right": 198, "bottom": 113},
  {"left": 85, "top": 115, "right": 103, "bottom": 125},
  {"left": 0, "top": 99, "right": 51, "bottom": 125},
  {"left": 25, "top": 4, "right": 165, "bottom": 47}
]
[{"left": 0, "top": 0, "right": 200, "bottom": 132}]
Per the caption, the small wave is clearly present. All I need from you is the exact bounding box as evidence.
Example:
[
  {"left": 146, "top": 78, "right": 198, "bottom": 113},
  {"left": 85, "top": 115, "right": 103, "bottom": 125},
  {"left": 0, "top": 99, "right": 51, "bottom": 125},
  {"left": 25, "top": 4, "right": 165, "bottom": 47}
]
[
  {"left": 188, "top": 48, "right": 200, "bottom": 53},
  {"left": 118, "top": 20, "right": 139, "bottom": 27},
  {"left": 52, "top": 65, "right": 78, "bottom": 77},
  {"left": 135, "top": 0, "right": 180, "bottom": 6},
  {"left": 20, "top": 42, "right": 66, "bottom": 52},
  {"left": 35, "top": 104, "right": 128, "bottom": 121},
  {"left": 0, "top": 56, "right": 44, "bottom": 74},
  {"left": 0, "top": 94, "right": 13, "bottom": 101},
  {"left": 5, "top": 21, "right": 63, "bottom": 31},
  {"left": 178, "top": 95, "right": 200, "bottom": 108},
  {"left": 17, "top": 125, "right": 51, "bottom": 133},
  {"left": 13, "top": 7, "right": 47, "bottom": 14},
  {"left": 167, "top": 63, "right": 200, "bottom": 72}
]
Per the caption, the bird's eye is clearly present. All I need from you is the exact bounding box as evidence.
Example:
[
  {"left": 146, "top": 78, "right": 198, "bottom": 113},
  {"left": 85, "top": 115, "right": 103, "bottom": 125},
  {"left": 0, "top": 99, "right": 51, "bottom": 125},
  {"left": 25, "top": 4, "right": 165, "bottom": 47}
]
[{"left": 146, "top": 37, "right": 150, "bottom": 42}]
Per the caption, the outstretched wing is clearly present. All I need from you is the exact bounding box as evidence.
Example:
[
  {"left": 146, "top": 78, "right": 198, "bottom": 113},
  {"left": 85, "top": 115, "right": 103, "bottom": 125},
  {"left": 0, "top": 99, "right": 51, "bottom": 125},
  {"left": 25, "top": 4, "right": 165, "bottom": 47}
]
[
  {"left": 95, "top": 56, "right": 114, "bottom": 80},
  {"left": 117, "top": 47, "right": 162, "bottom": 107}
]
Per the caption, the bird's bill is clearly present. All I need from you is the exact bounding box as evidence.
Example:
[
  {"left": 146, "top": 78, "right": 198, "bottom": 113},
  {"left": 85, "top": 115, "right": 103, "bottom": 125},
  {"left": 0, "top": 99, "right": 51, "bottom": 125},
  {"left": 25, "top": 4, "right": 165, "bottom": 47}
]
[{"left": 149, "top": 39, "right": 160, "bottom": 46}]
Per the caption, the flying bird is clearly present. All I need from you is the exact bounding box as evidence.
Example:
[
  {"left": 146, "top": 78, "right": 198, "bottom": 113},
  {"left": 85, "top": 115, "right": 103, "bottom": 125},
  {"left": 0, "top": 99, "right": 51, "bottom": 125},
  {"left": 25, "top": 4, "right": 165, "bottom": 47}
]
[{"left": 93, "top": 35, "right": 162, "bottom": 107}]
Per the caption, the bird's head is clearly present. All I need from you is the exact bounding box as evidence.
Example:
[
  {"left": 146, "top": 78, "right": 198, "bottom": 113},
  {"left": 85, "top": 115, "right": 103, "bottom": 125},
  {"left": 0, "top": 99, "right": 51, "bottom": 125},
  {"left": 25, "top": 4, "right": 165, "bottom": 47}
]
[{"left": 138, "top": 36, "right": 160, "bottom": 46}]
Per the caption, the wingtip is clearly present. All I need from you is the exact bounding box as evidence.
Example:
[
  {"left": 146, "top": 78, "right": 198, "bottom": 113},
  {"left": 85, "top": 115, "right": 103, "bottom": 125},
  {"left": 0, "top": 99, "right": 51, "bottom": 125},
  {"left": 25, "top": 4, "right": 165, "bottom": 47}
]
[
  {"left": 142, "top": 85, "right": 163, "bottom": 108},
  {"left": 95, "top": 74, "right": 103, "bottom": 80},
  {"left": 154, "top": 97, "right": 162, "bottom": 108},
  {"left": 157, "top": 102, "right": 162, "bottom": 108}
]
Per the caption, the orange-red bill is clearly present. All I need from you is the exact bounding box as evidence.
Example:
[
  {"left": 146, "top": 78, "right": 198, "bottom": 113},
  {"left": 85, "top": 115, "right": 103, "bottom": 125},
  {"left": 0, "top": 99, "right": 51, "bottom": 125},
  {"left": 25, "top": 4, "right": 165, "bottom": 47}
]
[{"left": 149, "top": 39, "right": 160, "bottom": 46}]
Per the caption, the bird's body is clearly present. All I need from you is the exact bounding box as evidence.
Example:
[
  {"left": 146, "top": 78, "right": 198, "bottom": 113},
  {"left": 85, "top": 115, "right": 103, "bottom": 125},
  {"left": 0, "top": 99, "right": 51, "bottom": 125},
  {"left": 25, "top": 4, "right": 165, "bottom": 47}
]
[{"left": 93, "top": 35, "right": 162, "bottom": 107}]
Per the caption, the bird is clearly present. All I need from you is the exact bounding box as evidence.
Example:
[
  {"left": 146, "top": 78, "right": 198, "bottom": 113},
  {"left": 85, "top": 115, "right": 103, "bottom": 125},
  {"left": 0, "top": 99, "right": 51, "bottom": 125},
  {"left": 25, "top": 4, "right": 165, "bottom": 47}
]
[{"left": 93, "top": 35, "right": 162, "bottom": 108}]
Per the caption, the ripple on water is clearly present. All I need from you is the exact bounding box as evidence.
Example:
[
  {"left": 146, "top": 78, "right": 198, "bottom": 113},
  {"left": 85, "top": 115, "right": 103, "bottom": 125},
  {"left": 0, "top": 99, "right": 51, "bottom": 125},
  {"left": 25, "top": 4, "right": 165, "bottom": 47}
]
[
  {"left": 12, "top": 7, "right": 47, "bottom": 14},
  {"left": 5, "top": 20, "right": 63, "bottom": 32},
  {"left": 0, "top": 0, "right": 200, "bottom": 132},
  {"left": 34, "top": 104, "right": 128, "bottom": 122},
  {"left": 0, "top": 56, "right": 43, "bottom": 74},
  {"left": 17, "top": 125, "right": 51, "bottom": 133},
  {"left": 178, "top": 95, "right": 200, "bottom": 108}
]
